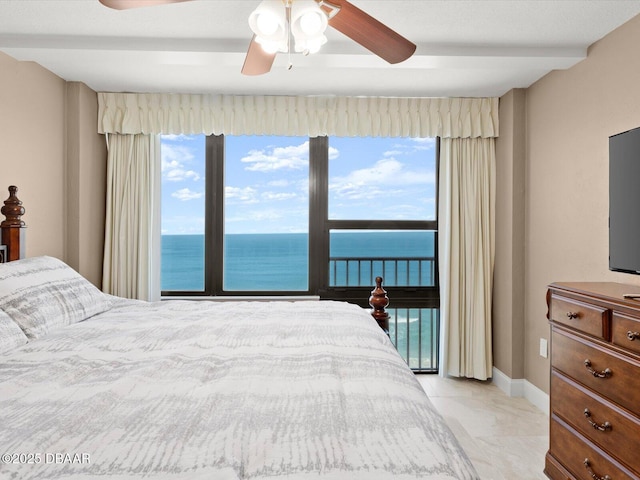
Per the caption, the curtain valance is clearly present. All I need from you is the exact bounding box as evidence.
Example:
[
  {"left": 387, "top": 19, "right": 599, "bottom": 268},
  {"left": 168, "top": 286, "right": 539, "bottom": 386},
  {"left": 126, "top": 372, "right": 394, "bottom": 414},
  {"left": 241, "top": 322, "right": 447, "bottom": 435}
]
[{"left": 98, "top": 93, "right": 498, "bottom": 138}]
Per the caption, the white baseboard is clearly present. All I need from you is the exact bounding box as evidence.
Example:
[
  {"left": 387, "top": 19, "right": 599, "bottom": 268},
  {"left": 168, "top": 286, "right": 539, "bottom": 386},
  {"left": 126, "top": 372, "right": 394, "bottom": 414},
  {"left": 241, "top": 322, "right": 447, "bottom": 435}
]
[
  {"left": 491, "top": 367, "right": 525, "bottom": 396},
  {"left": 491, "top": 367, "right": 549, "bottom": 415}
]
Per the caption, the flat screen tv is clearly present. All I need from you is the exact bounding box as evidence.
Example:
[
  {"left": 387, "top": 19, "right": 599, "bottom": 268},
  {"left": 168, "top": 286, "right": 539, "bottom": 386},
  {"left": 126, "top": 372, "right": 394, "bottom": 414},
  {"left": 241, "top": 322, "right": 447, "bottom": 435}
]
[{"left": 609, "top": 126, "right": 640, "bottom": 274}]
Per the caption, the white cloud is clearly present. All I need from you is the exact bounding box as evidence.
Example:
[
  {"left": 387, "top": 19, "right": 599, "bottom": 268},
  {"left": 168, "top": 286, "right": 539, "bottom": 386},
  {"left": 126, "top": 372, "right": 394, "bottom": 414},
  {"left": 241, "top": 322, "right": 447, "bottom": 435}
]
[
  {"left": 162, "top": 144, "right": 200, "bottom": 182},
  {"left": 383, "top": 150, "right": 404, "bottom": 157},
  {"left": 225, "top": 186, "right": 258, "bottom": 204},
  {"left": 262, "top": 191, "right": 298, "bottom": 201},
  {"left": 383, "top": 138, "right": 436, "bottom": 157},
  {"left": 241, "top": 141, "right": 310, "bottom": 172},
  {"left": 268, "top": 179, "right": 290, "bottom": 187},
  {"left": 411, "top": 137, "right": 436, "bottom": 147},
  {"left": 161, "top": 134, "right": 196, "bottom": 142},
  {"left": 165, "top": 168, "right": 200, "bottom": 182},
  {"left": 330, "top": 158, "right": 435, "bottom": 200},
  {"left": 224, "top": 205, "right": 309, "bottom": 234},
  {"left": 171, "top": 188, "right": 203, "bottom": 201},
  {"left": 162, "top": 144, "right": 194, "bottom": 167}
]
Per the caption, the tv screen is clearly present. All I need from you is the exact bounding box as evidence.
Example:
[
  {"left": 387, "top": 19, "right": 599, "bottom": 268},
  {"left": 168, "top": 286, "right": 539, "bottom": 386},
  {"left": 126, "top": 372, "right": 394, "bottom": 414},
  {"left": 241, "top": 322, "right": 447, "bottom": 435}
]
[{"left": 609, "top": 126, "right": 640, "bottom": 274}]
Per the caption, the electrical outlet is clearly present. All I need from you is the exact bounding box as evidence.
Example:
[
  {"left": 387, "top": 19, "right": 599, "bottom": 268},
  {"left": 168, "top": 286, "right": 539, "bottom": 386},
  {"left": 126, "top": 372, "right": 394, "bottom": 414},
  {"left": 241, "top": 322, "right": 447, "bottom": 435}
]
[{"left": 539, "top": 338, "right": 548, "bottom": 358}]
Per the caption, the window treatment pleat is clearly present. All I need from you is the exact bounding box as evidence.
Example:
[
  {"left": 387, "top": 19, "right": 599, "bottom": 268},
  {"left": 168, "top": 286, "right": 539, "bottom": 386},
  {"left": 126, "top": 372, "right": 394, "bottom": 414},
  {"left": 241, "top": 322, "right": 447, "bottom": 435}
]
[
  {"left": 438, "top": 137, "right": 496, "bottom": 380},
  {"left": 103, "top": 133, "right": 160, "bottom": 301},
  {"left": 97, "top": 93, "right": 499, "bottom": 139}
]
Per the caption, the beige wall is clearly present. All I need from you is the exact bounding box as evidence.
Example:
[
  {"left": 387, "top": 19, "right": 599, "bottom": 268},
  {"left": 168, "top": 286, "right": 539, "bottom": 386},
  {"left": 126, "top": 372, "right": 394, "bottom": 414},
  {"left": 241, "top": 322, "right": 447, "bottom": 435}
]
[
  {"left": 0, "top": 52, "right": 66, "bottom": 259},
  {"left": 0, "top": 51, "right": 106, "bottom": 286},
  {"left": 496, "top": 14, "right": 640, "bottom": 393},
  {"left": 493, "top": 89, "right": 526, "bottom": 380},
  {"left": 65, "top": 82, "right": 107, "bottom": 287}
]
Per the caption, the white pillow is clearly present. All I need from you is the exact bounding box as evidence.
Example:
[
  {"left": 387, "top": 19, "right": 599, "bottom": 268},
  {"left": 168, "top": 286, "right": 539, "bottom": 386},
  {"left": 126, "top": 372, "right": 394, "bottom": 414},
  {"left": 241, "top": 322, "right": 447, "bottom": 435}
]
[
  {"left": 0, "top": 256, "right": 112, "bottom": 340},
  {"left": 0, "top": 310, "right": 28, "bottom": 354}
]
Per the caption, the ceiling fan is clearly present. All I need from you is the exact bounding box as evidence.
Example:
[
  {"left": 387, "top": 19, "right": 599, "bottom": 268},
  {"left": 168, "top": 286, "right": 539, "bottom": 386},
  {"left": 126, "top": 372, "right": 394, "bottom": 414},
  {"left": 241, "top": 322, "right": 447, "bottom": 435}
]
[{"left": 98, "top": 0, "right": 417, "bottom": 76}]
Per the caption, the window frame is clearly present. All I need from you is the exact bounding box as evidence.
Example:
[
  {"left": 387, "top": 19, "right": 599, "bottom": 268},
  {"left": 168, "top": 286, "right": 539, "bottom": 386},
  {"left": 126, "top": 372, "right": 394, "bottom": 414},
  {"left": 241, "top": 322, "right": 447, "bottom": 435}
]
[
  {"left": 314, "top": 136, "right": 440, "bottom": 309},
  {"left": 161, "top": 134, "right": 439, "bottom": 308}
]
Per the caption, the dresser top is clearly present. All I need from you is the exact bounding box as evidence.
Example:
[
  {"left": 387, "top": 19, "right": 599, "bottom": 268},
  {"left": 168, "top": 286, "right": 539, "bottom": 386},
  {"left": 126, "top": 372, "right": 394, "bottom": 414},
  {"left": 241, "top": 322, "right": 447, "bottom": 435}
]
[{"left": 549, "top": 281, "right": 640, "bottom": 307}]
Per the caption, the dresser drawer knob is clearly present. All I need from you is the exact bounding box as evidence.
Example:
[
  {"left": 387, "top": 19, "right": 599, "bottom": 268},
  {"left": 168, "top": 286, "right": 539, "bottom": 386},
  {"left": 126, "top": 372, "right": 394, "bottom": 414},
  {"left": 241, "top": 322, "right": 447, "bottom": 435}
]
[
  {"left": 584, "top": 359, "right": 612, "bottom": 378},
  {"left": 566, "top": 311, "right": 580, "bottom": 319},
  {"left": 583, "top": 408, "right": 612, "bottom": 432},
  {"left": 583, "top": 458, "right": 611, "bottom": 480},
  {"left": 628, "top": 330, "right": 640, "bottom": 341}
]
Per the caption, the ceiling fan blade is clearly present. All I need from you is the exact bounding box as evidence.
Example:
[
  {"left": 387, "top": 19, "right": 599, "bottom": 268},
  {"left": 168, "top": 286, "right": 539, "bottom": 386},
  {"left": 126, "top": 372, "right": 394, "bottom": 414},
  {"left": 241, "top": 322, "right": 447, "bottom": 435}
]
[
  {"left": 319, "top": 0, "right": 416, "bottom": 64},
  {"left": 241, "top": 36, "right": 277, "bottom": 76},
  {"left": 98, "top": 0, "right": 191, "bottom": 10}
]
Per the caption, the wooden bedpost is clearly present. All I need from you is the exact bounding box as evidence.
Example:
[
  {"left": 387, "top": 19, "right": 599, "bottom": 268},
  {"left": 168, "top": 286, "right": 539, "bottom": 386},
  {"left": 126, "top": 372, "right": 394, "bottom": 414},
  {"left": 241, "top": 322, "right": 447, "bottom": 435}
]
[
  {"left": 1, "top": 186, "right": 26, "bottom": 262},
  {"left": 369, "top": 276, "right": 390, "bottom": 335}
]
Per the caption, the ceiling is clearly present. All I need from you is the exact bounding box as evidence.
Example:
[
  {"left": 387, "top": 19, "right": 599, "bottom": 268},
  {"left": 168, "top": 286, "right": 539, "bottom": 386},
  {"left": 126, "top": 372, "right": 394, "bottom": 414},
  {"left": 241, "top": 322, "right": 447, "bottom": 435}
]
[{"left": 1, "top": 0, "right": 640, "bottom": 98}]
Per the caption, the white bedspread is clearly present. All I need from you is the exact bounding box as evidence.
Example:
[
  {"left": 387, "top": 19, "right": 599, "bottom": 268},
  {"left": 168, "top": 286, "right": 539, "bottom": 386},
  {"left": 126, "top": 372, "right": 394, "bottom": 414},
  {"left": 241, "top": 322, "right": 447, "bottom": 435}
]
[{"left": 0, "top": 299, "right": 478, "bottom": 479}]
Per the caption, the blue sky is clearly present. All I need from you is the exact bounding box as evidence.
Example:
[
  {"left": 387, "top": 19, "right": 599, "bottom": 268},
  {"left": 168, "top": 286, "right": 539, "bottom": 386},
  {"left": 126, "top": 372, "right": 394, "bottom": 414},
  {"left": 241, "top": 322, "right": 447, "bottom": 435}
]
[{"left": 161, "top": 135, "right": 436, "bottom": 235}]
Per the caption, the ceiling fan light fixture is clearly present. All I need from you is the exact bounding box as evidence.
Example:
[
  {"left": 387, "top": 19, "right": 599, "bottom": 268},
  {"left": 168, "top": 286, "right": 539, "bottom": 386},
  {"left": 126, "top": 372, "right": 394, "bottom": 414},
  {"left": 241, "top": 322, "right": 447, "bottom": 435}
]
[
  {"left": 300, "top": 11, "right": 323, "bottom": 35},
  {"left": 292, "top": 1, "right": 328, "bottom": 37},
  {"left": 248, "top": 1, "right": 287, "bottom": 43},
  {"left": 256, "top": 13, "right": 280, "bottom": 36},
  {"left": 291, "top": 1, "right": 328, "bottom": 54}
]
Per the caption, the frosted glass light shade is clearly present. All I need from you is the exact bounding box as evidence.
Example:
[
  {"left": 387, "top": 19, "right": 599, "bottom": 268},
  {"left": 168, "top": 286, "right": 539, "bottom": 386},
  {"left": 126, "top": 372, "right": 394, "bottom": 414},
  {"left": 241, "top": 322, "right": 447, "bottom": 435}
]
[
  {"left": 304, "top": 34, "right": 327, "bottom": 54},
  {"left": 256, "top": 12, "right": 279, "bottom": 36},
  {"left": 256, "top": 36, "right": 288, "bottom": 54},
  {"left": 299, "top": 11, "right": 323, "bottom": 35},
  {"left": 294, "top": 34, "right": 327, "bottom": 54},
  {"left": 249, "top": 1, "right": 287, "bottom": 42},
  {"left": 291, "top": 1, "right": 328, "bottom": 53}
]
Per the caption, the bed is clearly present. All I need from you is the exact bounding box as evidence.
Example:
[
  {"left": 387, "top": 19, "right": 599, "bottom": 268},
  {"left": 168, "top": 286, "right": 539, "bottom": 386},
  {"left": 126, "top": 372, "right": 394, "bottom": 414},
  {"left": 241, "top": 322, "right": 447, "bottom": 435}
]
[{"left": 0, "top": 189, "right": 478, "bottom": 480}]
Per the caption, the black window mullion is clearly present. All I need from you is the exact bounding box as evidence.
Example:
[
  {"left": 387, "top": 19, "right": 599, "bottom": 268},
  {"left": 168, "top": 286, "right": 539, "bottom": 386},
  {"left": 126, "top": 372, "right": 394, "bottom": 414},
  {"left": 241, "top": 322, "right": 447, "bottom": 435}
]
[
  {"left": 326, "top": 219, "right": 437, "bottom": 231},
  {"left": 205, "top": 134, "right": 225, "bottom": 295},
  {"left": 308, "top": 136, "right": 329, "bottom": 294}
]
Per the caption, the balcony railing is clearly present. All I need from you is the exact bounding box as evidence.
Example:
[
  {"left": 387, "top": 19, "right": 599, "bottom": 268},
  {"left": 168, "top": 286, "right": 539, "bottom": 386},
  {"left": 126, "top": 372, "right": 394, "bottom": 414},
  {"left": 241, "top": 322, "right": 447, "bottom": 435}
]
[
  {"left": 388, "top": 308, "right": 439, "bottom": 373},
  {"left": 329, "top": 256, "right": 438, "bottom": 373},
  {"left": 329, "top": 256, "right": 436, "bottom": 287}
]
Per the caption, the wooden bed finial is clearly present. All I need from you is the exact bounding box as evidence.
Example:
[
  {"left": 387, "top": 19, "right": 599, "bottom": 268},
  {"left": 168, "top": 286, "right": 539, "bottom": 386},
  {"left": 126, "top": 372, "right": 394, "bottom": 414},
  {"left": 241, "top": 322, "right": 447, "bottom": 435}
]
[
  {"left": 1, "top": 185, "right": 26, "bottom": 261},
  {"left": 369, "top": 276, "right": 390, "bottom": 335},
  {"left": 1, "top": 186, "right": 26, "bottom": 227}
]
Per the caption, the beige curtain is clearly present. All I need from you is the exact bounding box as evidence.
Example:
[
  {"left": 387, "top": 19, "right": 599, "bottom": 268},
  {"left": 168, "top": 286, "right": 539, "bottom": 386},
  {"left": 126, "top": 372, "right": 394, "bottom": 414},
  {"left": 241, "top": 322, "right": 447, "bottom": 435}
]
[
  {"left": 103, "top": 133, "right": 160, "bottom": 301},
  {"left": 438, "top": 137, "right": 496, "bottom": 380}
]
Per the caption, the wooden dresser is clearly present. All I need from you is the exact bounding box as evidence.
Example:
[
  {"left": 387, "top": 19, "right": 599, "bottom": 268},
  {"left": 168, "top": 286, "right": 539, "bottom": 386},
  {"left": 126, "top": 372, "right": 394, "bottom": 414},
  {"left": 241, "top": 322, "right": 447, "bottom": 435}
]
[{"left": 545, "top": 282, "right": 640, "bottom": 480}]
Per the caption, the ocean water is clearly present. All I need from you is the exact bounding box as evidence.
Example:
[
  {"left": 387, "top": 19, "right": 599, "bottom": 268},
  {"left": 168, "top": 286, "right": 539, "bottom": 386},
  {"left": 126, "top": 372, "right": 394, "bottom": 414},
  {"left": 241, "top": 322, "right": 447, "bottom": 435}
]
[{"left": 161, "top": 231, "right": 435, "bottom": 292}]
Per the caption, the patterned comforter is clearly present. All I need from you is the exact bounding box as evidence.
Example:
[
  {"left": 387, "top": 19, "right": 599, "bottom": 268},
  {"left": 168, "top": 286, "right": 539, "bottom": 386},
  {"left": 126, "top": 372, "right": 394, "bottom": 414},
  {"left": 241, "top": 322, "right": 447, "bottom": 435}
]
[{"left": 0, "top": 298, "right": 478, "bottom": 479}]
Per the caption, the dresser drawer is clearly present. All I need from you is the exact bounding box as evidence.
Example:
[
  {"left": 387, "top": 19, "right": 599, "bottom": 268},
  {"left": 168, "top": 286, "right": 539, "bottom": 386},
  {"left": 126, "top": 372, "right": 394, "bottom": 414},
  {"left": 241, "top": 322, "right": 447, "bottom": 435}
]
[
  {"left": 545, "top": 454, "right": 577, "bottom": 480},
  {"left": 550, "top": 416, "right": 639, "bottom": 480},
  {"left": 551, "top": 330, "right": 640, "bottom": 416},
  {"left": 551, "top": 371, "right": 640, "bottom": 471},
  {"left": 549, "top": 294, "right": 608, "bottom": 339},
  {"left": 612, "top": 312, "right": 640, "bottom": 355}
]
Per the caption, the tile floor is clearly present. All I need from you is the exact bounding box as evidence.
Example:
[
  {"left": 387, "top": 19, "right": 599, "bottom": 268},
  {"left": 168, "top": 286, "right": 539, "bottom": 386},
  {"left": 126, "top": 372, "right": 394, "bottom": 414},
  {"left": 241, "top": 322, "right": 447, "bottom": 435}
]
[{"left": 415, "top": 374, "right": 549, "bottom": 480}]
